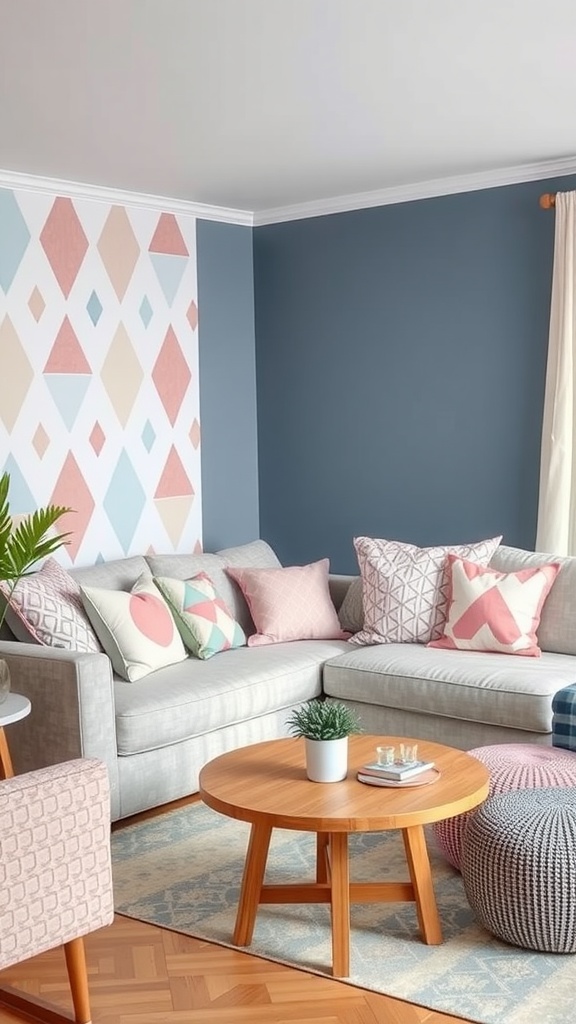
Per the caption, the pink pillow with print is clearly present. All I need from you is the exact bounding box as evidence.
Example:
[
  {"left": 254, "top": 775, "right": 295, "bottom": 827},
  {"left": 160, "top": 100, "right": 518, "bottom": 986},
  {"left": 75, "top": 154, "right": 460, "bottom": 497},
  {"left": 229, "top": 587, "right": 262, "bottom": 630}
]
[
  {"left": 428, "top": 555, "right": 560, "bottom": 657},
  {"left": 0, "top": 557, "right": 102, "bottom": 653},
  {"left": 226, "top": 559, "right": 349, "bottom": 646}
]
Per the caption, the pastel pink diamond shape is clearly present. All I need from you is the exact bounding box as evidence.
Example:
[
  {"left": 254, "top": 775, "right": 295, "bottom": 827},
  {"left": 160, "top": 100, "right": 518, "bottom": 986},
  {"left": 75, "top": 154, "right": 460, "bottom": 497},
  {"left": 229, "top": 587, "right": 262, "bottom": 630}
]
[
  {"left": 152, "top": 327, "right": 191, "bottom": 426},
  {"left": 187, "top": 300, "right": 198, "bottom": 331},
  {"left": 40, "top": 198, "right": 89, "bottom": 298},
  {"left": 50, "top": 452, "right": 95, "bottom": 562},
  {"left": 89, "top": 422, "right": 106, "bottom": 456}
]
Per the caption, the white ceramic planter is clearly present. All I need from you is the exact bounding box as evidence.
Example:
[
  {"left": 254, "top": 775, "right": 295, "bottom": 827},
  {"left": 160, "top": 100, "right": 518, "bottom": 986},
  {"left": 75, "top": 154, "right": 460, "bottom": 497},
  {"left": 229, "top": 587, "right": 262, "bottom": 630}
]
[{"left": 305, "top": 736, "right": 348, "bottom": 782}]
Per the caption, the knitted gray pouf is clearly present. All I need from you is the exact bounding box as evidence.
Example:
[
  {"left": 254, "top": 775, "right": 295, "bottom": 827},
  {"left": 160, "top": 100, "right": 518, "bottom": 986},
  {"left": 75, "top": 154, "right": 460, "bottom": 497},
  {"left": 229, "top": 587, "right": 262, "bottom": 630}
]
[{"left": 461, "top": 787, "right": 576, "bottom": 953}]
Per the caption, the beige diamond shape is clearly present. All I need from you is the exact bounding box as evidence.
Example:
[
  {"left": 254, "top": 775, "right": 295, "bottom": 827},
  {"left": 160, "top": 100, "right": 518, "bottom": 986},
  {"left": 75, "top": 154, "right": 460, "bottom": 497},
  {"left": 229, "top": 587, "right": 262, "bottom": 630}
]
[
  {"left": 28, "top": 286, "right": 46, "bottom": 321},
  {"left": 97, "top": 206, "right": 140, "bottom": 301},
  {"left": 0, "top": 316, "right": 34, "bottom": 430},
  {"left": 32, "top": 424, "right": 50, "bottom": 458},
  {"left": 101, "top": 324, "right": 144, "bottom": 427}
]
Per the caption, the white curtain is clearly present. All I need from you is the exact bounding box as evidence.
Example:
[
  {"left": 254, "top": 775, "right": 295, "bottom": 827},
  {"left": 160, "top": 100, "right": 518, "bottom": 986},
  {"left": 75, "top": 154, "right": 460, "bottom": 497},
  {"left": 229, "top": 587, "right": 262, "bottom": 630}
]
[{"left": 536, "top": 191, "right": 576, "bottom": 554}]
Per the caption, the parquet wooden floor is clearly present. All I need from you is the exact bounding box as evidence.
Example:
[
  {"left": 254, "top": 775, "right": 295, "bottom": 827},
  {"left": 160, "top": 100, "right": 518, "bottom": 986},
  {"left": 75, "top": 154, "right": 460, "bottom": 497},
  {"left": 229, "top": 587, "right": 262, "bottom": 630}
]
[{"left": 0, "top": 913, "right": 471, "bottom": 1024}]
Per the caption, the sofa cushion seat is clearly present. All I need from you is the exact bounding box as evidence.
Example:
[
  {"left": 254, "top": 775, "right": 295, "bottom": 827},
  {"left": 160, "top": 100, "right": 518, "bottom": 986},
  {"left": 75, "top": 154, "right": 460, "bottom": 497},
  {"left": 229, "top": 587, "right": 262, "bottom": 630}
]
[
  {"left": 114, "top": 638, "right": 350, "bottom": 755},
  {"left": 323, "top": 643, "right": 576, "bottom": 734}
]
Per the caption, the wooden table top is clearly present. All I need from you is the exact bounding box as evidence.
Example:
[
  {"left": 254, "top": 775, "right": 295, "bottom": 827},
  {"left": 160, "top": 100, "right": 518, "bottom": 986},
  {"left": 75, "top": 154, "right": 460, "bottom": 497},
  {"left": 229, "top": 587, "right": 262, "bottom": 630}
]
[{"left": 199, "top": 735, "right": 490, "bottom": 833}]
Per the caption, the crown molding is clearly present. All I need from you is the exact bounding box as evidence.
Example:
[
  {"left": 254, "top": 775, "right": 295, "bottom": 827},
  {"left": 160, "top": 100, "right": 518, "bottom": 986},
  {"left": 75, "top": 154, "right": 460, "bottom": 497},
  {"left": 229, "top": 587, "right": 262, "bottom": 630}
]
[
  {"left": 252, "top": 155, "right": 576, "bottom": 226},
  {"left": 3, "top": 154, "right": 576, "bottom": 231},
  {"left": 0, "top": 168, "right": 254, "bottom": 226}
]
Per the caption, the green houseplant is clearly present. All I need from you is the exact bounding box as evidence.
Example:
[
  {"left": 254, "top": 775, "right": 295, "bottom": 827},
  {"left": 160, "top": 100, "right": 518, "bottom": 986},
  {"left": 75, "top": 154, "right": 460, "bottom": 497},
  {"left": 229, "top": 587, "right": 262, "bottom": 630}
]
[
  {"left": 0, "top": 471, "right": 71, "bottom": 702},
  {"left": 287, "top": 699, "right": 363, "bottom": 782}
]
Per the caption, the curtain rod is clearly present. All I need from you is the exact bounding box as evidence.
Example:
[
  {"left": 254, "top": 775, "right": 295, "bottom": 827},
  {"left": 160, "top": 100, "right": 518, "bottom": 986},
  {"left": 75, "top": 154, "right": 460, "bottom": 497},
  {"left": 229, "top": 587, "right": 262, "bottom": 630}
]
[{"left": 539, "top": 193, "right": 556, "bottom": 209}]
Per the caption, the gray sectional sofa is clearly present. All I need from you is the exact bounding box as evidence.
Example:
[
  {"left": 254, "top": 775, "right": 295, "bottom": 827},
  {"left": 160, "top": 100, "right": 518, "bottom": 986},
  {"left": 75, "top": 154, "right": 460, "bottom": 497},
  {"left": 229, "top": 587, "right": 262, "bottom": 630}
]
[{"left": 2, "top": 539, "right": 575, "bottom": 821}]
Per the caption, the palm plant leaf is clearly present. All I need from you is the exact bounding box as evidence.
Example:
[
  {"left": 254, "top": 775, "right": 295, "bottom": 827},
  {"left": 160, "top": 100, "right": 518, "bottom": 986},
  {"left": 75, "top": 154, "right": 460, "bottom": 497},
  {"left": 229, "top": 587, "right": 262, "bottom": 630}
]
[
  {"left": 0, "top": 474, "right": 11, "bottom": 565},
  {"left": 0, "top": 472, "right": 73, "bottom": 633},
  {"left": 0, "top": 506, "right": 72, "bottom": 581}
]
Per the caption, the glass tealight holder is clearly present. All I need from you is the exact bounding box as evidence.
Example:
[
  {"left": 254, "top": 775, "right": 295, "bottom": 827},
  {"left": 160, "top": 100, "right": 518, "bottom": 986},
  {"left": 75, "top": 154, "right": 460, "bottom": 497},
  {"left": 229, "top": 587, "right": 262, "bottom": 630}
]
[
  {"left": 376, "top": 745, "right": 396, "bottom": 766},
  {"left": 399, "top": 742, "right": 418, "bottom": 765}
]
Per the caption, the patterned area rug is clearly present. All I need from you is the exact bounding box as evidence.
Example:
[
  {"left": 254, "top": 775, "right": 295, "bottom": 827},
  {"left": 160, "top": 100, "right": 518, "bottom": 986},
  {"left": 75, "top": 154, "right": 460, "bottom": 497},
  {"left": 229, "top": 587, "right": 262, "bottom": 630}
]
[{"left": 111, "top": 802, "right": 575, "bottom": 1024}]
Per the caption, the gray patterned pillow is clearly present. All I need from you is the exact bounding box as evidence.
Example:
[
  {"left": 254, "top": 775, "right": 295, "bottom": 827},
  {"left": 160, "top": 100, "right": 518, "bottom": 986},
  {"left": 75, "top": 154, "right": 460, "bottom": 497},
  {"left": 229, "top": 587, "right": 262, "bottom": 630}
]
[{"left": 1, "top": 557, "right": 102, "bottom": 652}]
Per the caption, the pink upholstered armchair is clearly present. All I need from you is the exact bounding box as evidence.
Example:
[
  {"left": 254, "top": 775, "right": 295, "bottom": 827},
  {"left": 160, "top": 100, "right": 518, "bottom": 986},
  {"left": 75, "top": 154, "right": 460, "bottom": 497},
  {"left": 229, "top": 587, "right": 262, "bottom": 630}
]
[{"left": 0, "top": 758, "right": 114, "bottom": 1023}]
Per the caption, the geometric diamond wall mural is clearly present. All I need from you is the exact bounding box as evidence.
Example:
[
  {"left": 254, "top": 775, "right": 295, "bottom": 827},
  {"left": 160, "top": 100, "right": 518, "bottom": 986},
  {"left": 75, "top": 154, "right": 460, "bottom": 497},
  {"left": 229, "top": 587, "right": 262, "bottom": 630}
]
[{"left": 0, "top": 185, "right": 201, "bottom": 565}]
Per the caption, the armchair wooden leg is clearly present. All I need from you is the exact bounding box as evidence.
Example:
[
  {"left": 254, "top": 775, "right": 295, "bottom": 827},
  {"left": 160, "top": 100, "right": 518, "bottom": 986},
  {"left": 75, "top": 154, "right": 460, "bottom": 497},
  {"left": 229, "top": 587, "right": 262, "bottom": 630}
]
[
  {"left": 0, "top": 938, "right": 91, "bottom": 1023},
  {"left": 64, "top": 937, "right": 91, "bottom": 1024}
]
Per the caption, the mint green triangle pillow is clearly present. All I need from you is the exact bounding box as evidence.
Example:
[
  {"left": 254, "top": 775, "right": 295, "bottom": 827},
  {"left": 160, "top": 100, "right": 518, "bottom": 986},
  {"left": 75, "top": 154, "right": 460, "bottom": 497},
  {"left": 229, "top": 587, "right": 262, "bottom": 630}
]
[{"left": 153, "top": 572, "right": 246, "bottom": 659}]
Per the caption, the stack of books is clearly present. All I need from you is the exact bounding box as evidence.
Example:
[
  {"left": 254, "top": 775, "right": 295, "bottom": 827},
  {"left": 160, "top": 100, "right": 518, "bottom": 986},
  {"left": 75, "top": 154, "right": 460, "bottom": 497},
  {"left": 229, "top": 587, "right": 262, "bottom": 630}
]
[{"left": 357, "top": 758, "right": 435, "bottom": 787}]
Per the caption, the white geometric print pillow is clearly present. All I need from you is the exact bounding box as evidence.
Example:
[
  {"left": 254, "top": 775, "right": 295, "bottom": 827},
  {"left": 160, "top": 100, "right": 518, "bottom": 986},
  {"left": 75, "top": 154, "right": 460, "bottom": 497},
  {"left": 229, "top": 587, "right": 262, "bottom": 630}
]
[{"left": 350, "top": 535, "right": 502, "bottom": 646}]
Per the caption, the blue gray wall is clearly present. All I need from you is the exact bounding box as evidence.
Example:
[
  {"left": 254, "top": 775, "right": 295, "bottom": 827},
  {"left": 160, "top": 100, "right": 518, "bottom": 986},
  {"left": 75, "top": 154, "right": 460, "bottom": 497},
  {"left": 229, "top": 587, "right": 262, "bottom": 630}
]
[
  {"left": 196, "top": 219, "right": 259, "bottom": 551},
  {"left": 254, "top": 175, "right": 576, "bottom": 573}
]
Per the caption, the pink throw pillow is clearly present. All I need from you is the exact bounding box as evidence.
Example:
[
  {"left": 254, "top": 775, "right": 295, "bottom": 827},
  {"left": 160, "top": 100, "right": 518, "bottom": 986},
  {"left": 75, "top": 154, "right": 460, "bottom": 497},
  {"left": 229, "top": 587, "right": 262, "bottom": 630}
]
[
  {"left": 226, "top": 559, "right": 349, "bottom": 646},
  {"left": 428, "top": 555, "right": 560, "bottom": 657}
]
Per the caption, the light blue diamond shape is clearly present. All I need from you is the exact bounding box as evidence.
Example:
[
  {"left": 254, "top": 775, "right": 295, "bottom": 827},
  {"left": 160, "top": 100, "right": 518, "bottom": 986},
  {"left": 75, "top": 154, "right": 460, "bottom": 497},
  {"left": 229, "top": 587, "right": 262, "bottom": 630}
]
[
  {"left": 1, "top": 454, "right": 37, "bottom": 513},
  {"left": 87, "top": 290, "right": 103, "bottom": 325},
  {"left": 140, "top": 295, "right": 153, "bottom": 328},
  {"left": 141, "top": 420, "right": 156, "bottom": 452},
  {"left": 103, "top": 449, "right": 146, "bottom": 553},
  {"left": 0, "top": 189, "right": 31, "bottom": 294}
]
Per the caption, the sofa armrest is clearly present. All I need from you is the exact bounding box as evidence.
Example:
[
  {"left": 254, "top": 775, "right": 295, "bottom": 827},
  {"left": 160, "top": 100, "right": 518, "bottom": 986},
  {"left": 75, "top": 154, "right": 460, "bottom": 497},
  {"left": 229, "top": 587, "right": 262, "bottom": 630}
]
[
  {"left": 328, "top": 574, "right": 357, "bottom": 612},
  {"left": 0, "top": 641, "right": 120, "bottom": 819}
]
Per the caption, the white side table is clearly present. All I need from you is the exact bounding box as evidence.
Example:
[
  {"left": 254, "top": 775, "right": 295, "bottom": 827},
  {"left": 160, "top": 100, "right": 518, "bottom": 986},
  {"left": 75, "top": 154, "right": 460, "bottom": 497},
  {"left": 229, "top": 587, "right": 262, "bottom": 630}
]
[{"left": 0, "top": 692, "right": 31, "bottom": 779}]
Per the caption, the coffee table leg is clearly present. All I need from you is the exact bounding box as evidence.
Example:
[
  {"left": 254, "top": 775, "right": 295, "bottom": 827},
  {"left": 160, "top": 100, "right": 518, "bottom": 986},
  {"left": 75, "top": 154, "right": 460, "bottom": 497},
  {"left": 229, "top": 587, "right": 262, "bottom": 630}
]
[
  {"left": 402, "top": 825, "right": 442, "bottom": 944},
  {"left": 233, "top": 821, "right": 272, "bottom": 946},
  {"left": 316, "top": 832, "right": 329, "bottom": 883},
  {"left": 329, "top": 832, "right": 350, "bottom": 977}
]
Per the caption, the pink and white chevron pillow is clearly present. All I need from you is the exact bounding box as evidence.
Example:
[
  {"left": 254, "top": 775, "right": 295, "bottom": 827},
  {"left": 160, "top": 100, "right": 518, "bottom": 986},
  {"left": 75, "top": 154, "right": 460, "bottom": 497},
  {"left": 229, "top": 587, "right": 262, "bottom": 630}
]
[{"left": 428, "top": 555, "right": 560, "bottom": 657}]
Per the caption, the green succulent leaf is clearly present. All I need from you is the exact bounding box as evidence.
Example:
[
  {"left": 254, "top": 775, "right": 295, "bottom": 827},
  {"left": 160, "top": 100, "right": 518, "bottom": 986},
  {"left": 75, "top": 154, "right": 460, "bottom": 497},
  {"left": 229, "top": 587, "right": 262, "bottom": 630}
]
[{"left": 286, "top": 699, "right": 363, "bottom": 740}]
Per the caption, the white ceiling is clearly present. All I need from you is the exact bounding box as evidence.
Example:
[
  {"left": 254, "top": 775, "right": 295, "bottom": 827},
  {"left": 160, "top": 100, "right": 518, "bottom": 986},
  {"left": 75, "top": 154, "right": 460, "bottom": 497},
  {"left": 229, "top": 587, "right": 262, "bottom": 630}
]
[{"left": 2, "top": 0, "right": 576, "bottom": 220}]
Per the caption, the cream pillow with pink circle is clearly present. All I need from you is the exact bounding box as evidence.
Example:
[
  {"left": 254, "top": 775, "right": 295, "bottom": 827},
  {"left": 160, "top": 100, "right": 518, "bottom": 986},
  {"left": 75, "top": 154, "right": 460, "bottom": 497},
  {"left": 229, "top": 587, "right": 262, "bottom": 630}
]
[{"left": 80, "top": 573, "right": 188, "bottom": 681}]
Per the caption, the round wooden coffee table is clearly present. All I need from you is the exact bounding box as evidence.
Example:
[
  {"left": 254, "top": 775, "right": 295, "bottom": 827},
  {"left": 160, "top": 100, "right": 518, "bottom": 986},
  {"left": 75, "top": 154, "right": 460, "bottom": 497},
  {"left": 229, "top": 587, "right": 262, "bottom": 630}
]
[{"left": 199, "top": 734, "right": 489, "bottom": 977}]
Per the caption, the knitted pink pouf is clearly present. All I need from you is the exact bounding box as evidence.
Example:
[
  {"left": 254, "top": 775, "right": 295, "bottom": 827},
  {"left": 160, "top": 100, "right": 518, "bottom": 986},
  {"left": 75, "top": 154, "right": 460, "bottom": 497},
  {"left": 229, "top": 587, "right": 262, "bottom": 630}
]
[{"left": 433, "top": 743, "right": 576, "bottom": 870}]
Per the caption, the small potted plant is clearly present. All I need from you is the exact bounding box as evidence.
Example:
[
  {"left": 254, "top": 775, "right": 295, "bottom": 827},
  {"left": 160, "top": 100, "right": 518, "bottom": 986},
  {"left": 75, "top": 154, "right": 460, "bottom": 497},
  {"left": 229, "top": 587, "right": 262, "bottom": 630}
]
[
  {"left": 0, "top": 471, "right": 71, "bottom": 702},
  {"left": 286, "top": 699, "right": 363, "bottom": 782}
]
